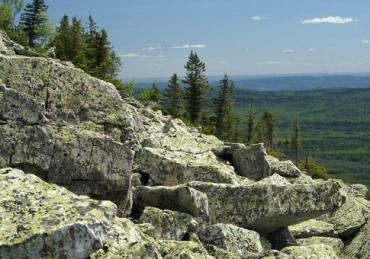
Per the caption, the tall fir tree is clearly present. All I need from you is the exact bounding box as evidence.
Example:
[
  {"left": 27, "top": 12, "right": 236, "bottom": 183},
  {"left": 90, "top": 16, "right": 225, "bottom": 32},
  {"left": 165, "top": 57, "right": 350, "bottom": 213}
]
[
  {"left": 19, "top": 0, "right": 48, "bottom": 47},
  {"left": 54, "top": 15, "right": 70, "bottom": 60},
  {"left": 149, "top": 82, "right": 161, "bottom": 107},
  {"left": 183, "top": 51, "right": 208, "bottom": 124},
  {"left": 292, "top": 117, "right": 300, "bottom": 165},
  {"left": 212, "top": 74, "right": 234, "bottom": 140},
  {"left": 246, "top": 96, "right": 256, "bottom": 143},
  {"left": 261, "top": 112, "right": 276, "bottom": 148},
  {"left": 164, "top": 73, "right": 184, "bottom": 117},
  {"left": 93, "top": 29, "right": 111, "bottom": 78},
  {"left": 70, "top": 17, "right": 86, "bottom": 68}
]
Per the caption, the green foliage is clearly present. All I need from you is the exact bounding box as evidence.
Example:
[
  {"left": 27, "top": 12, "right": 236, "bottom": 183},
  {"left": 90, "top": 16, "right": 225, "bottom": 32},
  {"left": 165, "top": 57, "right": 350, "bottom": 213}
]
[
  {"left": 183, "top": 51, "right": 208, "bottom": 124},
  {"left": 164, "top": 73, "right": 184, "bottom": 117},
  {"left": 139, "top": 88, "right": 151, "bottom": 105},
  {"left": 291, "top": 117, "right": 300, "bottom": 165},
  {"left": 299, "top": 157, "right": 330, "bottom": 180},
  {"left": 19, "top": 0, "right": 48, "bottom": 47},
  {"left": 212, "top": 74, "right": 234, "bottom": 140},
  {"left": 117, "top": 80, "right": 136, "bottom": 97}
]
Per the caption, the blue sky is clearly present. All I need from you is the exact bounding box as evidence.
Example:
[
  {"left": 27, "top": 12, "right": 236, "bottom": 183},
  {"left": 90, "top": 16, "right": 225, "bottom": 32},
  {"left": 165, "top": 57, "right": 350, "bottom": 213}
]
[{"left": 47, "top": 0, "right": 370, "bottom": 79}]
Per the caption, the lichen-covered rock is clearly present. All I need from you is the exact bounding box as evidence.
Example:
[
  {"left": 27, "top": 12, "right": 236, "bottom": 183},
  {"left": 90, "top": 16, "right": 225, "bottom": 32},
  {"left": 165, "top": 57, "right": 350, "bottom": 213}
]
[
  {"left": 187, "top": 179, "right": 346, "bottom": 232},
  {"left": 348, "top": 184, "right": 370, "bottom": 200},
  {"left": 203, "top": 244, "right": 240, "bottom": 259},
  {"left": 198, "top": 223, "right": 270, "bottom": 258},
  {"left": 256, "top": 173, "right": 291, "bottom": 187},
  {"left": 139, "top": 207, "right": 198, "bottom": 240},
  {"left": 0, "top": 122, "right": 134, "bottom": 213},
  {"left": 91, "top": 218, "right": 162, "bottom": 258},
  {"left": 281, "top": 244, "right": 339, "bottom": 258},
  {"left": 267, "top": 156, "right": 301, "bottom": 177},
  {"left": 133, "top": 185, "right": 209, "bottom": 220},
  {"left": 341, "top": 217, "right": 370, "bottom": 259},
  {"left": 158, "top": 239, "right": 213, "bottom": 259},
  {"left": 320, "top": 196, "right": 370, "bottom": 238},
  {"left": 296, "top": 237, "right": 344, "bottom": 255},
  {"left": 0, "top": 168, "right": 116, "bottom": 259},
  {"left": 288, "top": 219, "right": 337, "bottom": 238},
  {"left": 230, "top": 143, "right": 271, "bottom": 180}
]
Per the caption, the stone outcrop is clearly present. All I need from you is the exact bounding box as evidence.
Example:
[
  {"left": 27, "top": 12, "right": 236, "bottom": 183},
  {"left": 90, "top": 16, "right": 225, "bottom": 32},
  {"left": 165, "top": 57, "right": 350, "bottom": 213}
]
[
  {"left": 187, "top": 178, "right": 346, "bottom": 232},
  {"left": 0, "top": 168, "right": 116, "bottom": 258},
  {"left": 341, "top": 217, "right": 370, "bottom": 259},
  {"left": 281, "top": 244, "right": 339, "bottom": 258},
  {"left": 267, "top": 155, "right": 301, "bottom": 177},
  {"left": 296, "top": 236, "right": 344, "bottom": 255}
]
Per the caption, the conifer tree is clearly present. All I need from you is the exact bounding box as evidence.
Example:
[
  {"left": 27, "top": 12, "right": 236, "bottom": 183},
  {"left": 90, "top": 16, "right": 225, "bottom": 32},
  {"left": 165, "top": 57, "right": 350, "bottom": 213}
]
[
  {"left": 292, "top": 117, "right": 300, "bottom": 165},
  {"left": 261, "top": 112, "right": 276, "bottom": 148},
  {"left": 19, "top": 0, "right": 48, "bottom": 47},
  {"left": 183, "top": 51, "right": 208, "bottom": 124},
  {"left": 149, "top": 82, "right": 161, "bottom": 107},
  {"left": 212, "top": 74, "right": 234, "bottom": 139},
  {"left": 246, "top": 96, "right": 256, "bottom": 143},
  {"left": 70, "top": 17, "right": 86, "bottom": 68},
  {"left": 93, "top": 29, "right": 111, "bottom": 78},
  {"left": 164, "top": 73, "right": 183, "bottom": 117},
  {"left": 54, "top": 15, "right": 70, "bottom": 60}
]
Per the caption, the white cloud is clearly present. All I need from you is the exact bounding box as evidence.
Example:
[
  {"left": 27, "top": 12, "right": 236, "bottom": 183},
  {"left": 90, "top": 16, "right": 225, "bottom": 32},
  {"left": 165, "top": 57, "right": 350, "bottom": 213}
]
[
  {"left": 120, "top": 53, "right": 143, "bottom": 58},
  {"left": 245, "top": 49, "right": 249, "bottom": 52},
  {"left": 308, "top": 48, "right": 314, "bottom": 52},
  {"left": 301, "top": 16, "right": 354, "bottom": 24},
  {"left": 216, "top": 61, "right": 226, "bottom": 64},
  {"left": 361, "top": 40, "right": 370, "bottom": 44},
  {"left": 141, "top": 46, "right": 163, "bottom": 51},
  {"left": 171, "top": 44, "right": 207, "bottom": 49},
  {"left": 281, "top": 49, "right": 295, "bottom": 53},
  {"left": 251, "top": 16, "right": 266, "bottom": 21}
]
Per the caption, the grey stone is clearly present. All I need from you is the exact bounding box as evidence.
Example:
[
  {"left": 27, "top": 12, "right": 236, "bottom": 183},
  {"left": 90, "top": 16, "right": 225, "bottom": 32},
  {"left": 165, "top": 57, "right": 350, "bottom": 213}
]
[
  {"left": 296, "top": 237, "right": 344, "bottom": 255},
  {"left": 289, "top": 219, "right": 337, "bottom": 238}
]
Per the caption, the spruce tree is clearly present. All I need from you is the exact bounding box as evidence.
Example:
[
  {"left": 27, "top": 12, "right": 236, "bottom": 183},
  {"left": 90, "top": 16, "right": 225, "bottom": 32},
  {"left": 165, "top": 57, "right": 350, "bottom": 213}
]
[
  {"left": 70, "top": 17, "right": 86, "bottom": 68},
  {"left": 246, "top": 96, "right": 256, "bottom": 143},
  {"left": 149, "top": 82, "right": 161, "bottom": 107},
  {"left": 292, "top": 117, "right": 300, "bottom": 165},
  {"left": 183, "top": 51, "right": 208, "bottom": 124},
  {"left": 164, "top": 73, "right": 183, "bottom": 117},
  {"left": 93, "top": 29, "right": 111, "bottom": 78},
  {"left": 212, "top": 74, "right": 234, "bottom": 140},
  {"left": 54, "top": 15, "right": 70, "bottom": 60},
  {"left": 261, "top": 112, "right": 276, "bottom": 148},
  {"left": 19, "top": 0, "right": 48, "bottom": 47}
]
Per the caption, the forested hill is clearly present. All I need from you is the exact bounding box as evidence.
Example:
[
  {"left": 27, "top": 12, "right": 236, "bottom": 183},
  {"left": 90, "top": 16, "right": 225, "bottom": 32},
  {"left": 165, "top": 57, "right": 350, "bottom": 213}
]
[
  {"left": 135, "top": 74, "right": 370, "bottom": 91},
  {"left": 233, "top": 87, "right": 370, "bottom": 187}
]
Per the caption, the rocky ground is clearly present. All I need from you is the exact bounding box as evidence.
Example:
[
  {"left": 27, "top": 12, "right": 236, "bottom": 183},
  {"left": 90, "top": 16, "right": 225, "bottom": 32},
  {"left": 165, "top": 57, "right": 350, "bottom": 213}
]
[{"left": 0, "top": 31, "right": 369, "bottom": 258}]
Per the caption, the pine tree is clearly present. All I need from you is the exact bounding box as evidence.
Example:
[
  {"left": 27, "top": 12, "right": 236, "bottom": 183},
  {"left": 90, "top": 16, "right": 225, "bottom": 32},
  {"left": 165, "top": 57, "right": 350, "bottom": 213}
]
[
  {"left": 246, "top": 96, "right": 256, "bottom": 143},
  {"left": 261, "top": 112, "right": 276, "bottom": 148},
  {"left": 54, "top": 15, "right": 70, "bottom": 60},
  {"left": 291, "top": 117, "right": 300, "bottom": 165},
  {"left": 70, "top": 17, "right": 86, "bottom": 68},
  {"left": 164, "top": 73, "right": 184, "bottom": 117},
  {"left": 93, "top": 29, "right": 111, "bottom": 78},
  {"left": 0, "top": 0, "right": 24, "bottom": 30},
  {"left": 19, "top": 0, "right": 48, "bottom": 47},
  {"left": 149, "top": 82, "right": 161, "bottom": 107},
  {"left": 212, "top": 74, "right": 234, "bottom": 140},
  {"left": 183, "top": 51, "right": 208, "bottom": 124}
]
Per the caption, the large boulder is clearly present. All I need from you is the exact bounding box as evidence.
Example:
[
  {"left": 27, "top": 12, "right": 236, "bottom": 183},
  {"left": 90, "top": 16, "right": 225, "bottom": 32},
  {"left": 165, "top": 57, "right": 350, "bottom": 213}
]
[
  {"left": 267, "top": 156, "right": 301, "bottom": 177},
  {"left": 296, "top": 236, "right": 344, "bottom": 255},
  {"left": 0, "top": 168, "right": 117, "bottom": 258},
  {"left": 187, "top": 178, "right": 346, "bottom": 232},
  {"left": 341, "top": 217, "right": 370, "bottom": 259},
  {"left": 281, "top": 244, "right": 339, "bottom": 258},
  {"left": 133, "top": 185, "right": 209, "bottom": 220},
  {"left": 288, "top": 219, "right": 337, "bottom": 238},
  {"left": 139, "top": 207, "right": 198, "bottom": 241},
  {"left": 198, "top": 223, "right": 270, "bottom": 258}
]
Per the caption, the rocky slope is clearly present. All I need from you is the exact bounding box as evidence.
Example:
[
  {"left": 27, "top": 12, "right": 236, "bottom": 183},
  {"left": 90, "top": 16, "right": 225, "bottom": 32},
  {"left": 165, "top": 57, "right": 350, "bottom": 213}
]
[{"left": 0, "top": 31, "right": 369, "bottom": 258}]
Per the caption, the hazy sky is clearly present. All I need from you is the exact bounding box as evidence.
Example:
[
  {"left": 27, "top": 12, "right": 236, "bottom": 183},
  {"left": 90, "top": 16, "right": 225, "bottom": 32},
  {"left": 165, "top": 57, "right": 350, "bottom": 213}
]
[{"left": 47, "top": 0, "right": 370, "bottom": 79}]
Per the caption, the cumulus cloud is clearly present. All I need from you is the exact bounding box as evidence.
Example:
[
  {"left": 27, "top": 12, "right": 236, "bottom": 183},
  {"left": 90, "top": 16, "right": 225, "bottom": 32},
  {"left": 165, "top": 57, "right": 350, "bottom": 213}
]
[
  {"left": 251, "top": 16, "right": 266, "bottom": 21},
  {"left": 120, "top": 53, "right": 143, "bottom": 58},
  {"left": 361, "top": 40, "right": 370, "bottom": 44},
  {"left": 301, "top": 16, "right": 354, "bottom": 24},
  {"left": 281, "top": 49, "right": 295, "bottom": 53},
  {"left": 171, "top": 44, "right": 207, "bottom": 49}
]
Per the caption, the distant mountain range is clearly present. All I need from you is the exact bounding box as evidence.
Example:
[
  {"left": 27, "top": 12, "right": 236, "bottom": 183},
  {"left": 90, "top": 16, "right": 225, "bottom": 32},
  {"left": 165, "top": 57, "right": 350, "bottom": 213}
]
[{"left": 133, "top": 74, "right": 370, "bottom": 91}]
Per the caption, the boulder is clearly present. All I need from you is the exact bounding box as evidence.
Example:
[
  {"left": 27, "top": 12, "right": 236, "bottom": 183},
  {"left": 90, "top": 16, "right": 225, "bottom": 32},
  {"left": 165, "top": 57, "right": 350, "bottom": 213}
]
[
  {"left": 133, "top": 185, "right": 209, "bottom": 220},
  {"left": 296, "top": 237, "right": 344, "bottom": 255},
  {"left": 341, "top": 217, "right": 370, "bottom": 259},
  {"left": 187, "top": 179, "right": 346, "bottom": 232},
  {"left": 320, "top": 196, "right": 370, "bottom": 238},
  {"left": 158, "top": 239, "right": 212, "bottom": 259},
  {"left": 281, "top": 244, "right": 339, "bottom": 258},
  {"left": 198, "top": 223, "right": 270, "bottom": 258},
  {"left": 267, "top": 156, "right": 301, "bottom": 177},
  {"left": 288, "top": 219, "right": 337, "bottom": 238},
  {"left": 0, "top": 168, "right": 116, "bottom": 258},
  {"left": 348, "top": 184, "right": 370, "bottom": 200},
  {"left": 139, "top": 207, "right": 198, "bottom": 241},
  {"left": 229, "top": 143, "right": 271, "bottom": 180}
]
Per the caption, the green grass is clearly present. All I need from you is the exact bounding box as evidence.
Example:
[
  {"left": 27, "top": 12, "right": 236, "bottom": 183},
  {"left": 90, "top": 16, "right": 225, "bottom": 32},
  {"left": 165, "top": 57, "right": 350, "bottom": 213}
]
[{"left": 232, "top": 87, "right": 370, "bottom": 187}]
